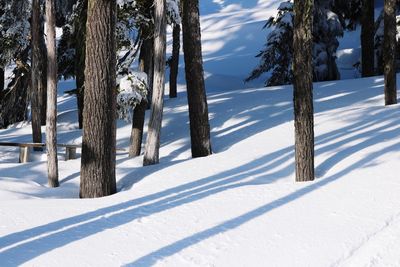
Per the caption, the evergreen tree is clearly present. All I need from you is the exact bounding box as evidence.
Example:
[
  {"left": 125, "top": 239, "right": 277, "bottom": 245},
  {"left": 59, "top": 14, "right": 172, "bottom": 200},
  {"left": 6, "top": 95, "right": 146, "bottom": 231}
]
[
  {"left": 143, "top": 0, "right": 167, "bottom": 165},
  {"left": 313, "top": 0, "right": 343, "bottom": 81},
  {"left": 332, "top": 0, "right": 362, "bottom": 30},
  {"left": 384, "top": 0, "right": 397, "bottom": 105},
  {"left": 293, "top": 0, "right": 315, "bottom": 182},
  {"left": 75, "top": 0, "right": 88, "bottom": 129},
  {"left": 245, "top": 2, "right": 294, "bottom": 86},
  {"left": 46, "top": 0, "right": 59, "bottom": 187},
  {"left": 169, "top": 22, "right": 181, "bottom": 98},
  {"left": 80, "top": 0, "right": 117, "bottom": 198},
  {"left": 247, "top": 0, "right": 343, "bottom": 86},
  {"left": 31, "top": 0, "right": 43, "bottom": 149},
  {"left": 0, "top": 68, "right": 3, "bottom": 92},
  {"left": 361, "top": 0, "right": 375, "bottom": 77},
  {"left": 0, "top": 0, "right": 31, "bottom": 128},
  {"left": 182, "top": 0, "right": 212, "bottom": 157},
  {"left": 129, "top": 37, "right": 153, "bottom": 157}
]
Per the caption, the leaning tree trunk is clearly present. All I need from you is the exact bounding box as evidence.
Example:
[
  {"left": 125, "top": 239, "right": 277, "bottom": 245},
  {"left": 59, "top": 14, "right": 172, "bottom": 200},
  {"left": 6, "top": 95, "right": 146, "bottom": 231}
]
[
  {"left": 384, "top": 0, "right": 397, "bottom": 105},
  {"left": 129, "top": 36, "right": 153, "bottom": 157},
  {"left": 31, "top": 0, "right": 43, "bottom": 150},
  {"left": 361, "top": 0, "right": 375, "bottom": 77},
  {"left": 46, "top": 0, "right": 59, "bottom": 187},
  {"left": 80, "top": 0, "right": 117, "bottom": 198},
  {"left": 293, "top": 0, "right": 315, "bottom": 182},
  {"left": 143, "top": 0, "right": 167, "bottom": 166},
  {"left": 169, "top": 23, "right": 180, "bottom": 98},
  {"left": 75, "top": 0, "right": 88, "bottom": 129},
  {"left": 39, "top": 18, "right": 48, "bottom": 126},
  {"left": 182, "top": 0, "right": 212, "bottom": 157}
]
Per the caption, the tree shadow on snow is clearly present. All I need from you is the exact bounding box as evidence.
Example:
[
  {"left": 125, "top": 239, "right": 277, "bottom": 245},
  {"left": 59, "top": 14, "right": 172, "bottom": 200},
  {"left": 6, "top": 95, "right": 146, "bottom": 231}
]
[{"left": 1, "top": 77, "right": 399, "bottom": 264}]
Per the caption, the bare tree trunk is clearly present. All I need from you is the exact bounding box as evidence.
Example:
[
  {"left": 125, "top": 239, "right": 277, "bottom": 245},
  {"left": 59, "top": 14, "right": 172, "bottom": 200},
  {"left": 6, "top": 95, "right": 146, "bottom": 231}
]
[
  {"left": 169, "top": 23, "right": 180, "bottom": 98},
  {"left": 384, "top": 0, "right": 397, "bottom": 105},
  {"left": 39, "top": 18, "right": 48, "bottom": 126},
  {"left": 75, "top": 0, "right": 88, "bottom": 129},
  {"left": 0, "top": 67, "right": 4, "bottom": 92},
  {"left": 31, "top": 0, "right": 43, "bottom": 150},
  {"left": 143, "top": 0, "right": 167, "bottom": 166},
  {"left": 46, "top": 0, "right": 59, "bottom": 187},
  {"left": 361, "top": 0, "right": 375, "bottom": 77},
  {"left": 293, "top": 0, "right": 315, "bottom": 182},
  {"left": 129, "top": 37, "right": 152, "bottom": 157},
  {"left": 80, "top": 0, "right": 117, "bottom": 198},
  {"left": 182, "top": 0, "right": 212, "bottom": 157}
]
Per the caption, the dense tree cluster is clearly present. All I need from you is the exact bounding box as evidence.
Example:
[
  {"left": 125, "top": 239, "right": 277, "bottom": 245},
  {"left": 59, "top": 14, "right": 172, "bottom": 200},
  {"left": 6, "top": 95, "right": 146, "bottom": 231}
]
[
  {"left": 0, "top": 0, "right": 397, "bottom": 194},
  {"left": 247, "top": 0, "right": 399, "bottom": 86},
  {"left": 1, "top": 0, "right": 210, "bottom": 196},
  {"left": 247, "top": 0, "right": 343, "bottom": 86}
]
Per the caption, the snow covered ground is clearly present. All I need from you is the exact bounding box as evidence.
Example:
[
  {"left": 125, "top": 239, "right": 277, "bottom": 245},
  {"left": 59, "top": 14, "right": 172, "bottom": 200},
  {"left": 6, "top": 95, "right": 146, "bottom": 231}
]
[{"left": 1, "top": 1, "right": 400, "bottom": 266}]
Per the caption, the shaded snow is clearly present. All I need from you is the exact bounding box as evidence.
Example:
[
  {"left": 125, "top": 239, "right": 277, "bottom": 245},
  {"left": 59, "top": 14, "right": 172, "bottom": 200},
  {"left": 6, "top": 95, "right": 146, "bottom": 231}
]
[{"left": 1, "top": 1, "right": 400, "bottom": 266}]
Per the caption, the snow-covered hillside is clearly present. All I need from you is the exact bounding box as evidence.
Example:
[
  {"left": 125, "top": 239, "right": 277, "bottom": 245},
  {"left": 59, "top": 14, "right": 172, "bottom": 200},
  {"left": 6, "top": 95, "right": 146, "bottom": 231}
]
[{"left": 1, "top": 1, "right": 400, "bottom": 266}]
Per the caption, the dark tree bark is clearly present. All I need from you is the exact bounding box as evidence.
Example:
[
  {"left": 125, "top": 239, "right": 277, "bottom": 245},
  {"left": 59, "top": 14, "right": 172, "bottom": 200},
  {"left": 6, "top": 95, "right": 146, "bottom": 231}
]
[
  {"left": 293, "top": 0, "right": 315, "bottom": 182},
  {"left": 146, "top": 36, "right": 155, "bottom": 109},
  {"left": 75, "top": 0, "right": 88, "bottom": 129},
  {"left": 46, "top": 0, "right": 59, "bottom": 187},
  {"left": 361, "top": 0, "right": 375, "bottom": 77},
  {"left": 80, "top": 0, "right": 117, "bottom": 198},
  {"left": 0, "top": 68, "right": 4, "bottom": 92},
  {"left": 143, "top": 0, "right": 167, "bottom": 166},
  {"left": 39, "top": 17, "right": 48, "bottom": 126},
  {"left": 383, "top": 0, "right": 397, "bottom": 105},
  {"left": 0, "top": 60, "right": 30, "bottom": 129},
  {"left": 182, "top": 0, "right": 212, "bottom": 157},
  {"left": 31, "top": 0, "right": 43, "bottom": 150},
  {"left": 169, "top": 23, "right": 180, "bottom": 98},
  {"left": 129, "top": 37, "right": 153, "bottom": 157}
]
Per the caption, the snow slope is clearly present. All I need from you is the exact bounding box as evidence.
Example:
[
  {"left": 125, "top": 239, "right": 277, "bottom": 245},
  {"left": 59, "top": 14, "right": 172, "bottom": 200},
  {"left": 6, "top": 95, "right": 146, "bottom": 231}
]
[{"left": 1, "top": 0, "right": 400, "bottom": 266}]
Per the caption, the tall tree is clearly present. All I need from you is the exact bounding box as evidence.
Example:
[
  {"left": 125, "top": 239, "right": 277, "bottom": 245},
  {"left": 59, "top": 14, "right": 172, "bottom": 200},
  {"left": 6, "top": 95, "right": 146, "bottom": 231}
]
[
  {"left": 383, "top": 0, "right": 397, "bottom": 105},
  {"left": 75, "top": 0, "right": 88, "bottom": 129},
  {"left": 0, "top": 67, "right": 4, "bottom": 92},
  {"left": 182, "top": 0, "right": 212, "bottom": 157},
  {"left": 293, "top": 0, "right": 315, "bottom": 182},
  {"left": 46, "top": 0, "right": 59, "bottom": 187},
  {"left": 80, "top": 0, "right": 117, "bottom": 198},
  {"left": 129, "top": 36, "right": 153, "bottom": 157},
  {"left": 31, "top": 0, "right": 43, "bottom": 149},
  {"left": 143, "top": 0, "right": 167, "bottom": 165},
  {"left": 169, "top": 23, "right": 180, "bottom": 98},
  {"left": 361, "top": 0, "right": 375, "bottom": 77},
  {"left": 39, "top": 16, "right": 48, "bottom": 126}
]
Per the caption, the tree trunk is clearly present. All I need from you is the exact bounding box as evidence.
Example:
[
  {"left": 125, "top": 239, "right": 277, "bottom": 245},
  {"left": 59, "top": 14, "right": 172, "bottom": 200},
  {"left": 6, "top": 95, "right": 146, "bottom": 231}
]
[
  {"left": 146, "top": 37, "right": 155, "bottom": 109},
  {"left": 384, "top": 0, "right": 397, "bottom": 105},
  {"left": 143, "top": 0, "right": 167, "bottom": 166},
  {"left": 169, "top": 23, "right": 180, "bottom": 98},
  {"left": 0, "top": 61, "right": 30, "bottom": 129},
  {"left": 31, "top": 0, "right": 43, "bottom": 150},
  {"left": 80, "top": 0, "right": 117, "bottom": 198},
  {"left": 46, "top": 0, "right": 59, "bottom": 187},
  {"left": 75, "top": 0, "right": 88, "bottom": 129},
  {"left": 39, "top": 18, "right": 48, "bottom": 126},
  {"left": 129, "top": 100, "right": 147, "bottom": 157},
  {"left": 361, "top": 0, "right": 375, "bottom": 77},
  {"left": 293, "top": 0, "right": 315, "bottom": 182},
  {"left": 182, "top": 0, "right": 212, "bottom": 158},
  {"left": 129, "top": 37, "right": 153, "bottom": 157},
  {"left": 0, "top": 68, "right": 4, "bottom": 92}
]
